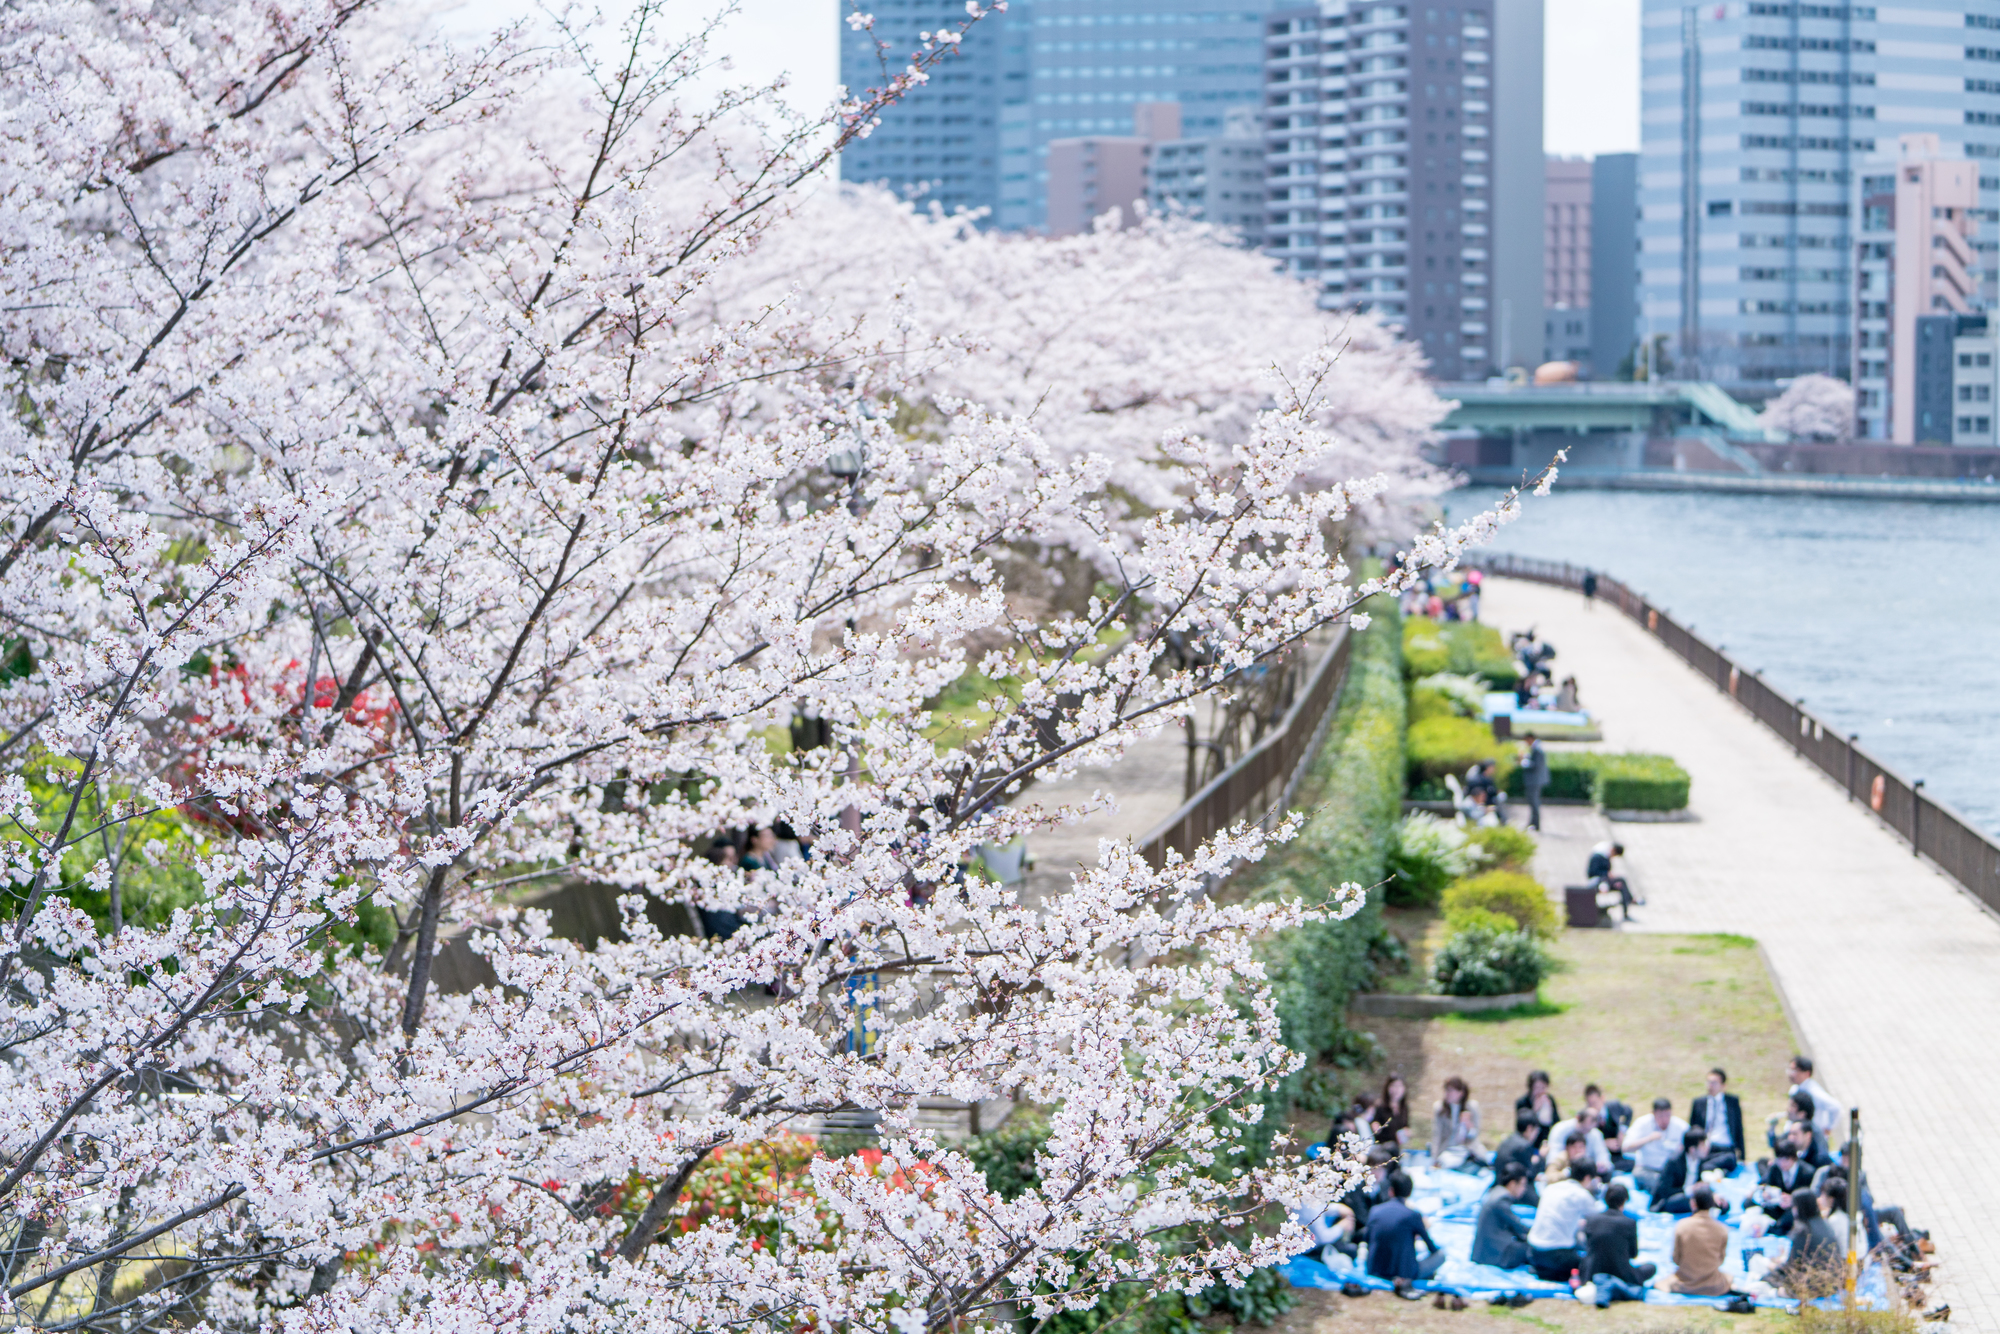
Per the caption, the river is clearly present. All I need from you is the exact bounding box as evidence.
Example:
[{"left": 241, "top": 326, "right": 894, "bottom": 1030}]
[{"left": 1444, "top": 487, "right": 2000, "bottom": 838}]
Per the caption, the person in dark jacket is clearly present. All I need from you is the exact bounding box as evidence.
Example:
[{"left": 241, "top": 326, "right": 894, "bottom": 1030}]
[
  {"left": 1471, "top": 1164, "right": 1534, "bottom": 1270},
  {"left": 1520, "top": 734, "right": 1551, "bottom": 830},
  {"left": 1650, "top": 1127, "right": 1731, "bottom": 1216},
  {"left": 1514, "top": 1070, "right": 1560, "bottom": 1151},
  {"left": 1493, "top": 1109, "right": 1545, "bottom": 1207},
  {"left": 1364, "top": 1172, "right": 1447, "bottom": 1283},
  {"left": 1758, "top": 1142, "right": 1811, "bottom": 1231},
  {"left": 1686, "top": 1068, "right": 1745, "bottom": 1163},
  {"left": 1582, "top": 1183, "right": 1657, "bottom": 1306},
  {"left": 1771, "top": 1188, "right": 1842, "bottom": 1299}
]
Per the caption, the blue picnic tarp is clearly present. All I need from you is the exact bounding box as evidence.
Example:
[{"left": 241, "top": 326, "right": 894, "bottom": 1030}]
[
  {"left": 1482, "top": 691, "right": 1593, "bottom": 729},
  {"left": 1283, "top": 1153, "right": 1890, "bottom": 1310}
]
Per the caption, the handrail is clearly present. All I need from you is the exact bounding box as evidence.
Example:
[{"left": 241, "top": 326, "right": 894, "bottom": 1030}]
[
  {"left": 1480, "top": 552, "right": 2000, "bottom": 915},
  {"left": 1137, "top": 624, "right": 1353, "bottom": 868}
]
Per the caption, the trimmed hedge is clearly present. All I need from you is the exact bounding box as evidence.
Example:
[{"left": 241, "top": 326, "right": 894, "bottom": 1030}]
[
  {"left": 1406, "top": 715, "right": 1512, "bottom": 787},
  {"left": 1594, "top": 754, "right": 1692, "bottom": 811},
  {"left": 1246, "top": 600, "right": 1405, "bottom": 1096},
  {"left": 1442, "top": 870, "right": 1558, "bottom": 939},
  {"left": 1503, "top": 750, "right": 1691, "bottom": 811}
]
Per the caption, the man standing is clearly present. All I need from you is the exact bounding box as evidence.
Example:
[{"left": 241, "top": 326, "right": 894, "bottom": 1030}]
[
  {"left": 1623, "top": 1098, "right": 1688, "bottom": 1194},
  {"left": 1521, "top": 732, "right": 1550, "bottom": 831},
  {"left": 1686, "top": 1068, "right": 1743, "bottom": 1169}
]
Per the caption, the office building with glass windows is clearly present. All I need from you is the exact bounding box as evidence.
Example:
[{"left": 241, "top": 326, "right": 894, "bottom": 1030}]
[
  {"left": 1639, "top": 0, "right": 2000, "bottom": 405},
  {"left": 837, "top": 2, "right": 1272, "bottom": 231}
]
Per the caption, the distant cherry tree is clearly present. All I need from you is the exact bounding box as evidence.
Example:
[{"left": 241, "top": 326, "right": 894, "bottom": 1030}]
[{"left": 1761, "top": 373, "right": 1856, "bottom": 442}]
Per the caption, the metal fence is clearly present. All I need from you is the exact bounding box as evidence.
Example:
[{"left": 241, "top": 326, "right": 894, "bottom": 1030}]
[
  {"left": 1137, "top": 626, "right": 1353, "bottom": 868},
  {"left": 1479, "top": 552, "right": 2000, "bottom": 916}
]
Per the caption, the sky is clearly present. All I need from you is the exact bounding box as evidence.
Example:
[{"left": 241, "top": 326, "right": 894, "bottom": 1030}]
[{"left": 670, "top": 0, "right": 1642, "bottom": 158}]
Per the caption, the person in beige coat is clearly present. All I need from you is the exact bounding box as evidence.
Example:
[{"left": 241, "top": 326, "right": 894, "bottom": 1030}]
[{"left": 1664, "top": 1184, "right": 1732, "bottom": 1296}]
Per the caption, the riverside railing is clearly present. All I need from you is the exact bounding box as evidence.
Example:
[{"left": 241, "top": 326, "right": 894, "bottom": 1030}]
[
  {"left": 1479, "top": 551, "right": 2000, "bottom": 915},
  {"left": 1137, "top": 625, "right": 1353, "bottom": 868}
]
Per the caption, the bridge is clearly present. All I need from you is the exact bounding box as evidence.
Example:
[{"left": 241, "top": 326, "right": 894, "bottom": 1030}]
[{"left": 1433, "top": 380, "right": 1778, "bottom": 441}]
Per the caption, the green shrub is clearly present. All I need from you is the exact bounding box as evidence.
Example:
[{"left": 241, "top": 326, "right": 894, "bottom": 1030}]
[
  {"left": 1444, "top": 904, "right": 1517, "bottom": 935},
  {"left": 1594, "top": 753, "right": 1691, "bottom": 811},
  {"left": 1413, "top": 671, "right": 1488, "bottom": 717},
  {"left": 1430, "top": 926, "right": 1551, "bottom": 997},
  {"left": 1402, "top": 620, "right": 1449, "bottom": 677},
  {"left": 1407, "top": 686, "right": 1457, "bottom": 724},
  {"left": 963, "top": 1107, "right": 1051, "bottom": 1202},
  {"left": 1405, "top": 715, "right": 1510, "bottom": 787},
  {"left": 1503, "top": 749, "right": 1599, "bottom": 801},
  {"left": 1442, "top": 870, "right": 1558, "bottom": 939},
  {"left": 1384, "top": 813, "right": 1476, "bottom": 908},
  {"left": 1463, "top": 823, "right": 1537, "bottom": 871},
  {"left": 1501, "top": 750, "right": 1691, "bottom": 811}
]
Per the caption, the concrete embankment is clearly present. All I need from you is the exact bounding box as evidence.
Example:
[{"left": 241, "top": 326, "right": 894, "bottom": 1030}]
[{"left": 1481, "top": 575, "right": 2000, "bottom": 1328}]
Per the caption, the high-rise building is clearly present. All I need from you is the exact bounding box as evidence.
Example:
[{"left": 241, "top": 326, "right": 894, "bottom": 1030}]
[
  {"left": 1639, "top": 0, "right": 2000, "bottom": 399},
  {"left": 840, "top": 3, "right": 1274, "bottom": 232},
  {"left": 837, "top": 4, "right": 1021, "bottom": 219},
  {"left": 1000, "top": 1, "right": 1275, "bottom": 230},
  {"left": 1545, "top": 157, "right": 1591, "bottom": 310},
  {"left": 1545, "top": 156, "right": 1591, "bottom": 370},
  {"left": 1854, "top": 134, "right": 1981, "bottom": 440},
  {"left": 1589, "top": 153, "right": 1640, "bottom": 378},
  {"left": 1045, "top": 104, "right": 1178, "bottom": 235},
  {"left": 1259, "top": 0, "right": 1545, "bottom": 378},
  {"left": 1149, "top": 106, "right": 1268, "bottom": 241}
]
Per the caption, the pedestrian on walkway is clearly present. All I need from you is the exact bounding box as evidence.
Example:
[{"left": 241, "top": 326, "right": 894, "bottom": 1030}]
[
  {"left": 1520, "top": 733, "right": 1550, "bottom": 830},
  {"left": 1582, "top": 570, "right": 1598, "bottom": 608}
]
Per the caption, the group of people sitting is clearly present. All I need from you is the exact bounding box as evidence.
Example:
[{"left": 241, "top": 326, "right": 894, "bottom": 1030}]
[{"left": 1303, "top": 1057, "right": 1924, "bottom": 1306}]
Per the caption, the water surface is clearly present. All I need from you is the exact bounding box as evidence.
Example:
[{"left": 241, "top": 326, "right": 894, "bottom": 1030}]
[{"left": 1445, "top": 488, "right": 2000, "bottom": 837}]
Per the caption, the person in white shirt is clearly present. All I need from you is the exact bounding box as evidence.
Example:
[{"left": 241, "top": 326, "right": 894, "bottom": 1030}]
[
  {"left": 1623, "top": 1097, "right": 1689, "bottom": 1194},
  {"left": 1526, "top": 1160, "right": 1603, "bottom": 1281},
  {"left": 1785, "top": 1054, "right": 1844, "bottom": 1144},
  {"left": 1545, "top": 1108, "right": 1613, "bottom": 1176}
]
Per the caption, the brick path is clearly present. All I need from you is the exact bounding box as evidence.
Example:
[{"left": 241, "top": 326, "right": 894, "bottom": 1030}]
[{"left": 1482, "top": 575, "right": 1995, "bottom": 1325}]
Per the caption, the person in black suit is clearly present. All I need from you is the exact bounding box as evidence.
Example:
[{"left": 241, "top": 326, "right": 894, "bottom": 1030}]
[
  {"left": 1649, "top": 1127, "right": 1731, "bottom": 1216},
  {"left": 1686, "top": 1068, "right": 1745, "bottom": 1165},
  {"left": 1472, "top": 1163, "right": 1535, "bottom": 1270},
  {"left": 1582, "top": 1183, "right": 1657, "bottom": 1306},
  {"left": 1757, "top": 1142, "right": 1811, "bottom": 1231}
]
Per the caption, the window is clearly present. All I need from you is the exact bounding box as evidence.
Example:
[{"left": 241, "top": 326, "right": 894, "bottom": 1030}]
[{"left": 1708, "top": 199, "right": 1733, "bottom": 217}]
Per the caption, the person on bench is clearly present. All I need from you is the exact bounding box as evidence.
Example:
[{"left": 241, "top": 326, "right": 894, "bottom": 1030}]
[
  {"left": 1582, "top": 1182, "right": 1657, "bottom": 1306},
  {"left": 1473, "top": 1163, "right": 1535, "bottom": 1271},
  {"left": 1586, "top": 841, "right": 1639, "bottom": 919},
  {"left": 1365, "top": 1171, "right": 1447, "bottom": 1286},
  {"left": 1650, "top": 1127, "right": 1731, "bottom": 1215},
  {"left": 1527, "top": 1160, "right": 1603, "bottom": 1281}
]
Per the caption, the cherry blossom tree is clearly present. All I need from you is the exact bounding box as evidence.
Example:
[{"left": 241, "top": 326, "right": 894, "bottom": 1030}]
[
  {"left": 0, "top": 2, "right": 1532, "bottom": 1331},
  {"left": 1760, "top": 372, "right": 1855, "bottom": 443}
]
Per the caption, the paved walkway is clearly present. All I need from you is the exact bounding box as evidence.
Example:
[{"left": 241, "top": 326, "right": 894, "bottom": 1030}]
[{"left": 1482, "top": 575, "right": 1997, "bottom": 1325}]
